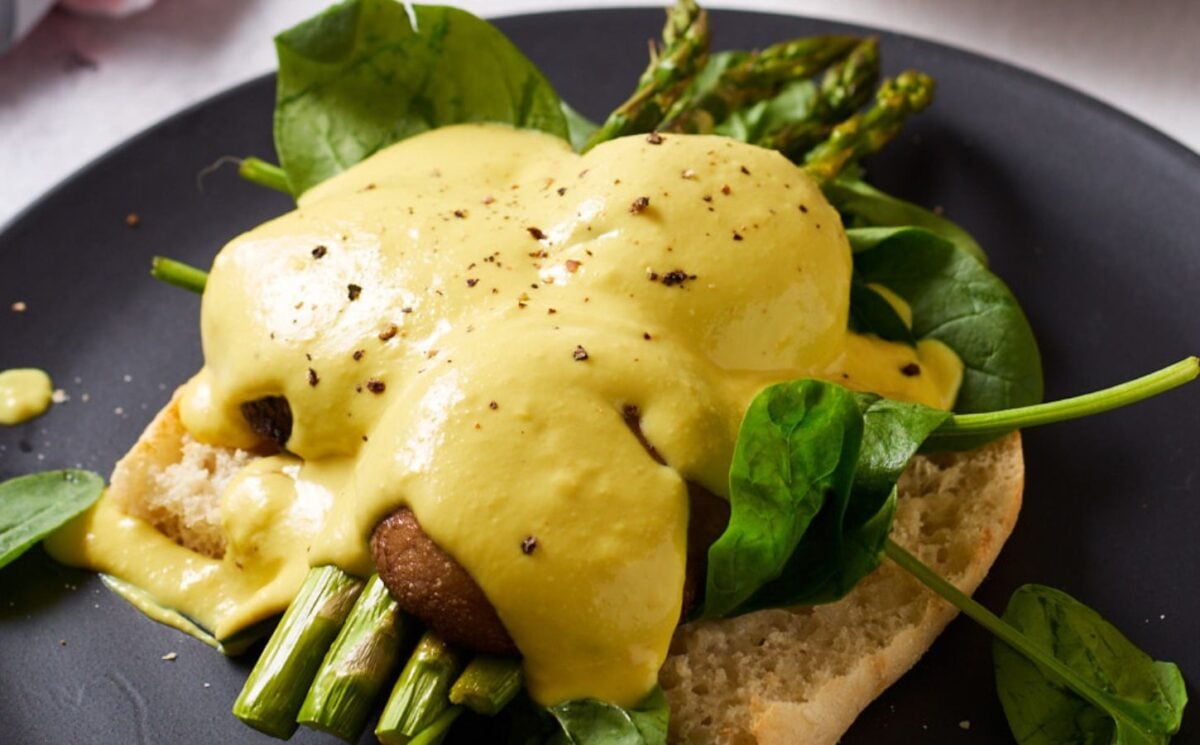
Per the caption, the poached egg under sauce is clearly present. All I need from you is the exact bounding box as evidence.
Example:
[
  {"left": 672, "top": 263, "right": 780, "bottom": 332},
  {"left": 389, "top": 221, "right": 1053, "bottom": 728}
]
[{"left": 50, "top": 124, "right": 962, "bottom": 707}]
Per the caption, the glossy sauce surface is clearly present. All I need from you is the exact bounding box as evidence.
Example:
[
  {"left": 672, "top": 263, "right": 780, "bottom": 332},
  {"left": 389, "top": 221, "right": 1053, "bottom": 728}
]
[
  {"left": 56, "top": 125, "right": 962, "bottom": 707},
  {"left": 0, "top": 368, "right": 53, "bottom": 425}
]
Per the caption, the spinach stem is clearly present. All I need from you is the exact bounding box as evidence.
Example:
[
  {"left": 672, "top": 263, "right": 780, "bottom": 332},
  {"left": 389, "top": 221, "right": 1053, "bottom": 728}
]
[
  {"left": 939, "top": 357, "right": 1198, "bottom": 438},
  {"left": 150, "top": 256, "right": 208, "bottom": 294},
  {"left": 883, "top": 540, "right": 1144, "bottom": 728},
  {"left": 239, "top": 157, "right": 292, "bottom": 194}
]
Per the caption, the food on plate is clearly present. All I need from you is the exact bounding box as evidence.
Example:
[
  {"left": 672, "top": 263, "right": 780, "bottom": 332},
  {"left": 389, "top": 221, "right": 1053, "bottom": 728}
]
[
  {"left": 52, "top": 120, "right": 967, "bottom": 701},
  {"left": 0, "top": 367, "right": 53, "bottom": 425},
  {"left": 6, "top": 0, "right": 1193, "bottom": 743}
]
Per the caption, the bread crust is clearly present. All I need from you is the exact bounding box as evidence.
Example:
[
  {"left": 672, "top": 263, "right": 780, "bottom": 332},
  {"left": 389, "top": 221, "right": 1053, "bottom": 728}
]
[
  {"left": 661, "top": 433, "right": 1023, "bottom": 744},
  {"left": 108, "top": 393, "right": 1022, "bottom": 745}
]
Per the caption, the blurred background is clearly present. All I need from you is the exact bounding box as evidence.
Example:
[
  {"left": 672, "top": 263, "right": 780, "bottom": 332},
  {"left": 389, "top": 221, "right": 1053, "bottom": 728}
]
[{"left": 1, "top": 0, "right": 1197, "bottom": 228}]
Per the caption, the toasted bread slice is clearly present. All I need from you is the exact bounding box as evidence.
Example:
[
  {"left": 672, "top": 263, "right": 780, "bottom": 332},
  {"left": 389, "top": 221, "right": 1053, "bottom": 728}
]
[
  {"left": 661, "top": 432, "right": 1023, "bottom": 744},
  {"left": 107, "top": 391, "right": 252, "bottom": 559},
  {"left": 107, "top": 391, "right": 1021, "bottom": 744}
]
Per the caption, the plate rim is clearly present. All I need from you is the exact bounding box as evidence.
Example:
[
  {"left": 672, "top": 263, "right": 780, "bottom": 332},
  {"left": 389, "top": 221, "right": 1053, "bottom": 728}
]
[{"left": 4, "top": 5, "right": 1198, "bottom": 240}]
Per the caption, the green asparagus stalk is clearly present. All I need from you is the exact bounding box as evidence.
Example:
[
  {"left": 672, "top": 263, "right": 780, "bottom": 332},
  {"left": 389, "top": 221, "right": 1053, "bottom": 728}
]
[
  {"left": 408, "top": 706, "right": 464, "bottom": 745},
  {"left": 232, "top": 566, "right": 365, "bottom": 739},
  {"left": 449, "top": 656, "right": 523, "bottom": 716},
  {"left": 802, "top": 70, "right": 936, "bottom": 183},
  {"left": 375, "top": 631, "right": 465, "bottom": 745},
  {"left": 297, "top": 575, "right": 408, "bottom": 741},
  {"left": 150, "top": 256, "right": 208, "bottom": 295},
  {"left": 755, "top": 37, "right": 881, "bottom": 158},
  {"left": 583, "top": 0, "right": 709, "bottom": 150},
  {"left": 663, "top": 34, "right": 861, "bottom": 133}
]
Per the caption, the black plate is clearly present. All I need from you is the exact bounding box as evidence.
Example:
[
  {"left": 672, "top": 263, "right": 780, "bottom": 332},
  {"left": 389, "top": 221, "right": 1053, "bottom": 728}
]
[{"left": 2, "top": 8, "right": 1197, "bottom": 744}]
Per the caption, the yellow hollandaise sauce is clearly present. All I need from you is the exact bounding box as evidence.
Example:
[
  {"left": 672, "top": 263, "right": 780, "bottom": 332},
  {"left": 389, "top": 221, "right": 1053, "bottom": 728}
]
[
  {"left": 0, "top": 368, "right": 53, "bottom": 425},
  {"left": 49, "top": 124, "right": 961, "bottom": 708}
]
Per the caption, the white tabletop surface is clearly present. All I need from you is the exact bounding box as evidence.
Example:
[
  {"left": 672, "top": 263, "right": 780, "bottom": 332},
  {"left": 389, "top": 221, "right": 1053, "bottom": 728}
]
[{"left": 1, "top": 0, "right": 1197, "bottom": 229}]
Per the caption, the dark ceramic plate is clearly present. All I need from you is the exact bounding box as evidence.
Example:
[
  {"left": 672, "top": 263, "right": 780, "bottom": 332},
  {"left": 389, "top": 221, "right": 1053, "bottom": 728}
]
[{"left": 2, "top": 7, "right": 1197, "bottom": 744}]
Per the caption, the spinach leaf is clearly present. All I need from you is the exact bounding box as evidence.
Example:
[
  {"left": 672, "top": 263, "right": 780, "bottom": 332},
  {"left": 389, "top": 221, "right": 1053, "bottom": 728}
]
[
  {"left": 826, "top": 176, "right": 987, "bottom": 265},
  {"left": 561, "top": 102, "right": 599, "bottom": 153},
  {"left": 994, "top": 585, "right": 1187, "bottom": 745},
  {"left": 548, "top": 687, "right": 668, "bottom": 745},
  {"left": 740, "top": 393, "right": 949, "bottom": 610},
  {"left": 0, "top": 470, "right": 104, "bottom": 570},
  {"left": 702, "top": 380, "right": 862, "bottom": 617},
  {"left": 715, "top": 78, "right": 817, "bottom": 143},
  {"left": 274, "top": 0, "right": 569, "bottom": 195},
  {"left": 849, "top": 226, "right": 1043, "bottom": 416},
  {"left": 847, "top": 277, "right": 915, "bottom": 346}
]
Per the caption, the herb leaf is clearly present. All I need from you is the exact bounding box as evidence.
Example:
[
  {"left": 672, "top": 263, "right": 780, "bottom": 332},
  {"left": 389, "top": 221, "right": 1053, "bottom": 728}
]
[
  {"left": 994, "top": 585, "right": 1187, "bottom": 745},
  {"left": 704, "top": 381, "right": 954, "bottom": 617},
  {"left": 847, "top": 278, "right": 915, "bottom": 346},
  {"left": 274, "top": 0, "right": 568, "bottom": 195},
  {"left": 561, "top": 102, "right": 599, "bottom": 153},
  {"left": 548, "top": 687, "right": 669, "bottom": 745},
  {"left": 826, "top": 175, "right": 987, "bottom": 265},
  {"left": 702, "top": 380, "right": 862, "bottom": 617},
  {"left": 849, "top": 226, "right": 1043, "bottom": 417},
  {"left": 0, "top": 470, "right": 104, "bottom": 570},
  {"left": 747, "top": 393, "right": 950, "bottom": 609}
]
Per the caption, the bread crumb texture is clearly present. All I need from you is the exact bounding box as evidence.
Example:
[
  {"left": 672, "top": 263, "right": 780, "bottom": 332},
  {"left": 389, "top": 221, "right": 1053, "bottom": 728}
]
[
  {"left": 109, "top": 392, "right": 252, "bottom": 559},
  {"left": 661, "top": 433, "right": 1023, "bottom": 745}
]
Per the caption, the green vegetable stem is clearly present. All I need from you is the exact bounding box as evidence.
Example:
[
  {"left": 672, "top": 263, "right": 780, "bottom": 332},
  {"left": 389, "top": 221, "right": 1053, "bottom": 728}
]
[
  {"left": 238, "top": 157, "right": 291, "bottom": 194},
  {"left": 150, "top": 256, "right": 208, "bottom": 295},
  {"left": 927, "top": 356, "right": 1199, "bottom": 450},
  {"left": 803, "top": 70, "right": 935, "bottom": 183},
  {"left": 407, "top": 706, "right": 464, "bottom": 745},
  {"left": 661, "top": 35, "right": 862, "bottom": 135},
  {"left": 584, "top": 0, "right": 709, "bottom": 150},
  {"left": 298, "top": 574, "right": 408, "bottom": 741},
  {"left": 449, "top": 655, "right": 523, "bottom": 716},
  {"left": 232, "top": 566, "right": 365, "bottom": 739},
  {"left": 376, "top": 630, "right": 464, "bottom": 744}
]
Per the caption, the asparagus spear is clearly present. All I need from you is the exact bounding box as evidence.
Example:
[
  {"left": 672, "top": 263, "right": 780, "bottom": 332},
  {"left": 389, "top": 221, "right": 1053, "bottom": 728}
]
[
  {"left": 802, "top": 70, "right": 936, "bottom": 183},
  {"left": 297, "top": 574, "right": 408, "bottom": 741},
  {"left": 232, "top": 566, "right": 365, "bottom": 739},
  {"left": 376, "top": 631, "right": 465, "bottom": 745},
  {"left": 408, "top": 706, "right": 464, "bottom": 745},
  {"left": 754, "top": 37, "right": 881, "bottom": 159},
  {"left": 583, "top": 0, "right": 709, "bottom": 150},
  {"left": 663, "top": 34, "right": 861, "bottom": 133},
  {"left": 449, "top": 656, "right": 523, "bottom": 716}
]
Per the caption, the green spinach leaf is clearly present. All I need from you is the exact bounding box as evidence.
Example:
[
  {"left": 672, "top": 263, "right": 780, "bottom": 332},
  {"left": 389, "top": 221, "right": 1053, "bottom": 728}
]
[
  {"left": 703, "top": 380, "right": 862, "bottom": 617},
  {"left": 715, "top": 78, "right": 817, "bottom": 142},
  {"left": 994, "top": 584, "right": 1187, "bottom": 745},
  {"left": 0, "top": 470, "right": 103, "bottom": 570},
  {"left": 847, "top": 277, "right": 915, "bottom": 346},
  {"left": 561, "top": 102, "right": 599, "bottom": 153},
  {"left": 849, "top": 226, "right": 1043, "bottom": 416},
  {"left": 826, "top": 176, "right": 987, "bottom": 264},
  {"left": 548, "top": 687, "right": 668, "bottom": 745},
  {"left": 740, "top": 393, "right": 949, "bottom": 609},
  {"left": 274, "top": 0, "right": 569, "bottom": 195}
]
